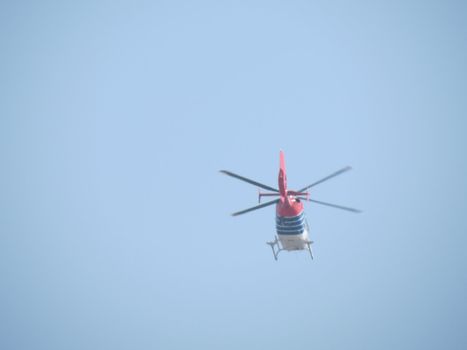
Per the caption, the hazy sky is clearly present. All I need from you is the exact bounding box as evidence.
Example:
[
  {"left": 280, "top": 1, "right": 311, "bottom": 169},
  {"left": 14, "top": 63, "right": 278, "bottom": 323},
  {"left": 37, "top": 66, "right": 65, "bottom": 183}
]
[{"left": 1, "top": 1, "right": 467, "bottom": 349}]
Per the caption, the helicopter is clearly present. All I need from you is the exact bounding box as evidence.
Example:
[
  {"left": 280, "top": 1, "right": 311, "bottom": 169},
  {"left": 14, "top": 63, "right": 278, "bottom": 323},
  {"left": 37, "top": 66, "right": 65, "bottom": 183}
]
[{"left": 220, "top": 151, "right": 360, "bottom": 260}]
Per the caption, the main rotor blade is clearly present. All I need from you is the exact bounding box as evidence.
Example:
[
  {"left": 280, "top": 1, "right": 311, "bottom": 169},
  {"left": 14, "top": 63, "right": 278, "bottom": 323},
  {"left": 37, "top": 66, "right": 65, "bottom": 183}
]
[
  {"left": 232, "top": 198, "right": 280, "bottom": 216},
  {"left": 299, "top": 197, "right": 361, "bottom": 213},
  {"left": 220, "top": 170, "right": 279, "bottom": 192},
  {"left": 298, "top": 166, "right": 352, "bottom": 192}
]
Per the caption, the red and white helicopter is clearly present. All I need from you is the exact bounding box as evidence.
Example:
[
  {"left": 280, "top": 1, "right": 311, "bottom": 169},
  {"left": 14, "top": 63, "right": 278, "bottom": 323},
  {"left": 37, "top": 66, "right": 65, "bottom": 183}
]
[{"left": 221, "top": 151, "right": 360, "bottom": 260}]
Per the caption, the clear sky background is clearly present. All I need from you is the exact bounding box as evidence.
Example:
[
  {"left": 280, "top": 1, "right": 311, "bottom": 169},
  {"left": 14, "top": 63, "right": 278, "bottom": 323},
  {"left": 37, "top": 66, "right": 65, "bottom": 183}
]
[{"left": 1, "top": 1, "right": 467, "bottom": 349}]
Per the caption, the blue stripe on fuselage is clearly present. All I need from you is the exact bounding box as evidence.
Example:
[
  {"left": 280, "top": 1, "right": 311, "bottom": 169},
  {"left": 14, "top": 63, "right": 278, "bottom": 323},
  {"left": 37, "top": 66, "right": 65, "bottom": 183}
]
[{"left": 276, "top": 213, "right": 306, "bottom": 235}]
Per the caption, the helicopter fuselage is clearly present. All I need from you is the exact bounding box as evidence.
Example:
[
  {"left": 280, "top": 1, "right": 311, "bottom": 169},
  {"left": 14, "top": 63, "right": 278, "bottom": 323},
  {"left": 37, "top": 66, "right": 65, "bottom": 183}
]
[{"left": 275, "top": 198, "right": 310, "bottom": 251}]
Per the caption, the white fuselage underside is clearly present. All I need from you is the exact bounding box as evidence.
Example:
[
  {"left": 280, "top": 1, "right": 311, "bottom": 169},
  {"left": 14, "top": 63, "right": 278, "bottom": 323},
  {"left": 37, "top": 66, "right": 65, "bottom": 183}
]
[{"left": 278, "top": 228, "right": 310, "bottom": 251}]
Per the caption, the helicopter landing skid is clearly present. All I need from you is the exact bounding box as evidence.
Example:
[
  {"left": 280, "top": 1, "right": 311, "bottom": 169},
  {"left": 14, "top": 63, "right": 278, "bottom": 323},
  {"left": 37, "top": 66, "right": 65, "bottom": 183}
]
[
  {"left": 266, "top": 236, "right": 314, "bottom": 260},
  {"left": 306, "top": 240, "right": 314, "bottom": 260},
  {"left": 266, "top": 236, "right": 282, "bottom": 261}
]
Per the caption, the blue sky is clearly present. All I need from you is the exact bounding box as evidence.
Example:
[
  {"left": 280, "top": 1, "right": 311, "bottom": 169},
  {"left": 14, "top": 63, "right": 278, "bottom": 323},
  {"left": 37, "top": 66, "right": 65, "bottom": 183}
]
[{"left": 1, "top": 1, "right": 467, "bottom": 349}]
